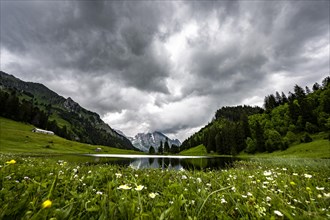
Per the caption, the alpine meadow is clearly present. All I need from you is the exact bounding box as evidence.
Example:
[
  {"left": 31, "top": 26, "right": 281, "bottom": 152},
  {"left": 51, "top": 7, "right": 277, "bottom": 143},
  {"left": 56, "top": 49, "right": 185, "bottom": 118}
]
[{"left": 1, "top": 1, "right": 330, "bottom": 219}]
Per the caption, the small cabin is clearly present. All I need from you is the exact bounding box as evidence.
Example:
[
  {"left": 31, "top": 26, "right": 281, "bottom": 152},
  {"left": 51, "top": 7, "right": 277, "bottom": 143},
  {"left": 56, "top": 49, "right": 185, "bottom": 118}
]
[
  {"left": 95, "top": 147, "right": 102, "bottom": 152},
  {"left": 32, "top": 128, "right": 54, "bottom": 135}
]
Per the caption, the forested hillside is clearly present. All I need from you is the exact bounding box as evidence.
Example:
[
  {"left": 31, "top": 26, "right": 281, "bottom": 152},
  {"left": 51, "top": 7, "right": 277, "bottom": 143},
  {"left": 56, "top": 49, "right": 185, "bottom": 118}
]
[
  {"left": 0, "top": 71, "right": 137, "bottom": 151},
  {"left": 180, "top": 76, "right": 330, "bottom": 155}
]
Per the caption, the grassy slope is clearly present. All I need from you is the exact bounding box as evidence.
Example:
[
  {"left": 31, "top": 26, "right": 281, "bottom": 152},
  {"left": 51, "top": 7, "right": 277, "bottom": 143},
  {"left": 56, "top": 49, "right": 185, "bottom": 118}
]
[
  {"left": 180, "top": 140, "right": 330, "bottom": 158},
  {"left": 179, "top": 144, "right": 208, "bottom": 156},
  {"left": 0, "top": 117, "right": 142, "bottom": 154},
  {"left": 245, "top": 139, "right": 330, "bottom": 159}
]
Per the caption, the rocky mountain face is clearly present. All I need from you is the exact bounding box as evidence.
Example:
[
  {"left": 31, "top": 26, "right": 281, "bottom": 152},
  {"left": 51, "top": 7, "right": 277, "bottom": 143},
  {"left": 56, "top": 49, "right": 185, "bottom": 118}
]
[
  {"left": 129, "top": 131, "right": 181, "bottom": 152},
  {"left": 0, "top": 71, "right": 137, "bottom": 151}
]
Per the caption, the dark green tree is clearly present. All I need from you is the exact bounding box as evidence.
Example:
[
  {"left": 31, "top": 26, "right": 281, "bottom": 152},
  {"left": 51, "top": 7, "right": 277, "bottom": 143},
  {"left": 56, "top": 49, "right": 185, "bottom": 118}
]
[
  {"left": 294, "top": 84, "right": 305, "bottom": 96},
  {"left": 170, "top": 144, "right": 180, "bottom": 154},
  {"left": 234, "top": 122, "right": 246, "bottom": 154},
  {"left": 320, "top": 89, "right": 330, "bottom": 113},
  {"left": 255, "top": 121, "right": 265, "bottom": 152},
  {"left": 312, "top": 82, "right": 321, "bottom": 91},
  {"left": 206, "top": 126, "right": 217, "bottom": 153},
  {"left": 288, "top": 93, "right": 299, "bottom": 124},
  {"left": 245, "top": 137, "right": 256, "bottom": 153},
  {"left": 264, "top": 94, "right": 277, "bottom": 112},
  {"left": 149, "top": 146, "right": 156, "bottom": 154},
  {"left": 215, "top": 132, "right": 223, "bottom": 154},
  {"left": 158, "top": 141, "right": 163, "bottom": 154},
  {"left": 164, "top": 138, "right": 170, "bottom": 154},
  {"left": 322, "top": 76, "right": 330, "bottom": 88},
  {"left": 265, "top": 129, "right": 282, "bottom": 152},
  {"left": 275, "top": 91, "right": 282, "bottom": 105},
  {"left": 241, "top": 114, "right": 251, "bottom": 138},
  {"left": 6, "top": 93, "right": 20, "bottom": 119},
  {"left": 281, "top": 92, "right": 288, "bottom": 103}
]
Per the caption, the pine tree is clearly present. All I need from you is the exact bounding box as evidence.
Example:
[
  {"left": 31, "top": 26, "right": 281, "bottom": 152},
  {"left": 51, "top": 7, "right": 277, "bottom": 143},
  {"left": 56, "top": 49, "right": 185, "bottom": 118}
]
[
  {"left": 322, "top": 76, "right": 330, "bottom": 88},
  {"left": 164, "top": 138, "right": 170, "bottom": 153},
  {"left": 281, "top": 92, "right": 288, "bottom": 103},
  {"left": 149, "top": 146, "right": 155, "bottom": 154},
  {"left": 170, "top": 144, "right": 179, "bottom": 154},
  {"left": 275, "top": 91, "right": 282, "bottom": 105},
  {"left": 288, "top": 92, "right": 299, "bottom": 124},
  {"left": 158, "top": 141, "right": 163, "bottom": 154},
  {"left": 264, "top": 94, "right": 277, "bottom": 112},
  {"left": 312, "top": 82, "right": 321, "bottom": 91},
  {"left": 294, "top": 85, "right": 306, "bottom": 101},
  {"left": 234, "top": 122, "right": 246, "bottom": 154}
]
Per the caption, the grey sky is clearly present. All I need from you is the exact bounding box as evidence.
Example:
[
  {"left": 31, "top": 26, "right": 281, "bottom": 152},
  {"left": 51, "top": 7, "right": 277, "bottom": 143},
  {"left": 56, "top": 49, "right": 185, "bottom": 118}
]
[{"left": 1, "top": 0, "right": 329, "bottom": 141}]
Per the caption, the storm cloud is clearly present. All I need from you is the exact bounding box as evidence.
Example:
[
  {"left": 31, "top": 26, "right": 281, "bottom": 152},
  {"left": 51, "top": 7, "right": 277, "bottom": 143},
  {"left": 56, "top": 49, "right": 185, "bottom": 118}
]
[{"left": 1, "top": 1, "right": 329, "bottom": 140}]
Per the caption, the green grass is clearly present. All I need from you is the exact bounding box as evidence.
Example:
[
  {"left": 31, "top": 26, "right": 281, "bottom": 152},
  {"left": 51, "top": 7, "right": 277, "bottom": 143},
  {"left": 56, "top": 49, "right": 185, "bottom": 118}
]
[
  {"left": 180, "top": 140, "right": 330, "bottom": 158},
  {"left": 240, "top": 139, "right": 330, "bottom": 159},
  {"left": 179, "top": 144, "right": 208, "bottom": 156},
  {"left": 0, "top": 154, "right": 329, "bottom": 219},
  {"left": 0, "top": 117, "right": 142, "bottom": 155}
]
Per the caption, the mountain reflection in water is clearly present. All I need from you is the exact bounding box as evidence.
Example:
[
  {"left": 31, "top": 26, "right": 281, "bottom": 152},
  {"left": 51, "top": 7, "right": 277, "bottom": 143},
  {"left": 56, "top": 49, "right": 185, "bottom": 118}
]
[{"left": 85, "top": 155, "right": 239, "bottom": 170}]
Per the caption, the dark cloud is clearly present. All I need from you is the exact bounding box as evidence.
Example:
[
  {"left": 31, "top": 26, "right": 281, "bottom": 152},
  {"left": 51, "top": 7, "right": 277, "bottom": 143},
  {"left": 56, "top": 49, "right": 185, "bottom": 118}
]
[
  {"left": 1, "top": 1, "right": 329, "bottom": 141},
  {"left": 1, "top": 0, "right": 172, "bottom": 92},
  {"left": 179, "top": 0, "right": 329, "bottom": 99}
]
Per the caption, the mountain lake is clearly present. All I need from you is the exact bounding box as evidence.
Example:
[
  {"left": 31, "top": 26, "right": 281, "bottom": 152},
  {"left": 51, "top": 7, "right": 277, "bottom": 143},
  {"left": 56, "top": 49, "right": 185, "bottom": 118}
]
[{"left": 46, "top": 154, "right": 241, "bottom": 170}]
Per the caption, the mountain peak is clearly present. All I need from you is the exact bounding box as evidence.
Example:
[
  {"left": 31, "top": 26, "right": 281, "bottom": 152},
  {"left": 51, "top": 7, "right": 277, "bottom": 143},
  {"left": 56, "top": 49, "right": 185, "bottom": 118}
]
[{"left": 131, "top": 131, "right": 181, "bottom": 152}]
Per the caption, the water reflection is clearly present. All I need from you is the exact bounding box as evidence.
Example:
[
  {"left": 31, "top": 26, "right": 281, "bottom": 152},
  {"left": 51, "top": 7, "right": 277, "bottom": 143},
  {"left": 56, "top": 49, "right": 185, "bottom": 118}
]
[{"left": 84, "top": 156, "right": 239, "bottom": 170}]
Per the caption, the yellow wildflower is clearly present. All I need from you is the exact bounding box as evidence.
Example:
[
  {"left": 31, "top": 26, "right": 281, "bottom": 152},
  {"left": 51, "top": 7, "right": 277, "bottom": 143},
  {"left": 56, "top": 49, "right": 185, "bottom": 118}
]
[
  {"left": 6, "top": 160, "right": 16, "bottom": 164},
  {"left": 290, "top": 181, "right": 296, "bottom": 186},
  {"left": 42, "top": 199, "right": 52, "bottom": 209}
]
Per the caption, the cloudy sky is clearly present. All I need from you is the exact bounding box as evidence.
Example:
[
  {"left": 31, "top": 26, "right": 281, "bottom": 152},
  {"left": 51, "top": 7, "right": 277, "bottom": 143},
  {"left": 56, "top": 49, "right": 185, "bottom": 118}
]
[{"left": 1, "top": 1, "right": 329, "bottom": 141}]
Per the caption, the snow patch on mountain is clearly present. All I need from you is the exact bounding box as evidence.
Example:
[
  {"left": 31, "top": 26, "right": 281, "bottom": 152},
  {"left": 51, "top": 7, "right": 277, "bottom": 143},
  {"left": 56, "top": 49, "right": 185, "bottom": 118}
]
[{"left": 130, "top": 131, "right": 181, "bottom": 152}]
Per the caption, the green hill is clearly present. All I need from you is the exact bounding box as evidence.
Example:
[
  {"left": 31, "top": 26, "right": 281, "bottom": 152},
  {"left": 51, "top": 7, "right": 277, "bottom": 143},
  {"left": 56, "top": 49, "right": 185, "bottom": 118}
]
[
  {"left": 180, "top": 76, "right": 330, "bottom": 156},
  {"left": 0, "top": 117, "right": 141, "bottom": 154},
  {"left": 179, "top": 144, "right": 208, "bottom": 156},
  {"left": 0, "top": 71, "right": 137, "bottom": 151}
]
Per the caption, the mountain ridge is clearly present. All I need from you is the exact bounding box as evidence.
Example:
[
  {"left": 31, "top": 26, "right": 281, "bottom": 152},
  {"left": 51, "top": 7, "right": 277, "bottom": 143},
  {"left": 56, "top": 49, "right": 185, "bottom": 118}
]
[{"left": 0, "top": 71, "right": 138, "bottom": 151}]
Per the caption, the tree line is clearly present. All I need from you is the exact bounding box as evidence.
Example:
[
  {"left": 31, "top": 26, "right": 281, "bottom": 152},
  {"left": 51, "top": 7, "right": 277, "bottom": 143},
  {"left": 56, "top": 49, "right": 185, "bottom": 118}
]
[
  {"left": 180, "top": 76, "right": 330, "bottom": 155},
  {"left": 149, "top": 139, "right": 180, "bottom": 154}
]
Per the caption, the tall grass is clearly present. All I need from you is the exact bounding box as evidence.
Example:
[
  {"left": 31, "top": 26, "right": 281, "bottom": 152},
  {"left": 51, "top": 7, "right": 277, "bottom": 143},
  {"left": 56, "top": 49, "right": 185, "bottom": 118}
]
[{"left": 1, "top": 154, "right": 329, "bottom": 219}]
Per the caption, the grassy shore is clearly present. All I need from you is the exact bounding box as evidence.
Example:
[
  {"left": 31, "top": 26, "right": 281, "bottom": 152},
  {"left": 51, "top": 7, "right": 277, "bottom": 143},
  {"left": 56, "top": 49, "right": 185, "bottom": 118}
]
[
  {"left": 0, "top": 117, "right": 142, "bottom": 155},
  {"left": 0, "top": 154, "right": 329, "bottom": 219},
  {"left": 240, "top": 139, "right": 330, "bottom": 159},
  {"left": 180, "top": 140, "right": 330, "bottom": 159},
  {"left": 179, "top": 145, "right": 208, "bottom": 156}
]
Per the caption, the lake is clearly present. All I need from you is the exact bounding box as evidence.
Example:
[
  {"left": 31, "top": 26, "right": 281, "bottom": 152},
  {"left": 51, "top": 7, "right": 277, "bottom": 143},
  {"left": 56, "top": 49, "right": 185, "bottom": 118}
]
[{"left": 54, "top": 154, "right": 241, "bottom": 170}]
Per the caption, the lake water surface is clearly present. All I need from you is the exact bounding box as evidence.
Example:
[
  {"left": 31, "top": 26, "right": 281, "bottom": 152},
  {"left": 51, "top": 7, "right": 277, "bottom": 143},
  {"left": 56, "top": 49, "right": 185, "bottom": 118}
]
[{"left": 59, "top": 154, "right": 241, "bottom": 170}]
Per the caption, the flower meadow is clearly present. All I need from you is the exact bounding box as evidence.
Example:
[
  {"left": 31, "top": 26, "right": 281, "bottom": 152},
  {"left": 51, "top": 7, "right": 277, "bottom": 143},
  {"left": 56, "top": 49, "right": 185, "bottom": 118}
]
[{"left": 0, "top": 154, "right": 329, "bottom": 219}]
